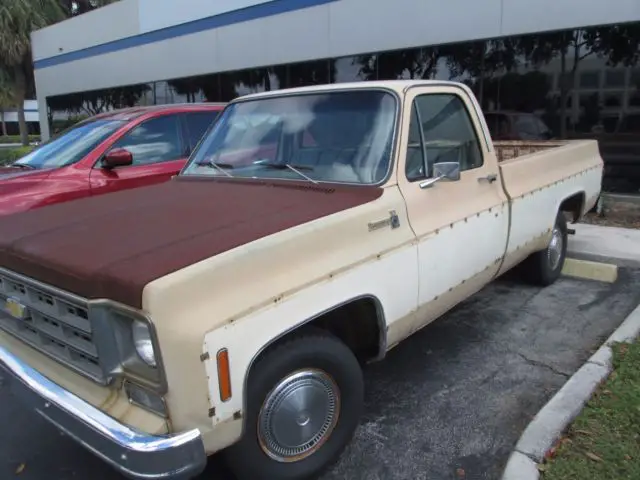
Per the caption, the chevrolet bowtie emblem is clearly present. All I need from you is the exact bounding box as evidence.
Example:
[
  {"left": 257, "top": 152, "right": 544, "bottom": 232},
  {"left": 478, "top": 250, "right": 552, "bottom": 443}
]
[{"left": 5, "top": 297, "right": 28, "bottom": 320}]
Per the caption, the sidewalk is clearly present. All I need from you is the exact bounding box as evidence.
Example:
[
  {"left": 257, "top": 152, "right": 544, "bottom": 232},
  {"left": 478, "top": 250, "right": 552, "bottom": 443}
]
[
  {"left": 501, "top": 221, "right": 640, "bottom": 480},
  {"left": 568, "top": 223, "right": 640, "bottom": 267}
]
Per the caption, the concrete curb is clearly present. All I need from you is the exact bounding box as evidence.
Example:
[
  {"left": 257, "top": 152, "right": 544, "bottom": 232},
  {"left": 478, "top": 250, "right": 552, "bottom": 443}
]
[
  {"left": 561, "top": 258, "right": 618, "bottom": 283},
  {"left": 501, "top": 302, "right": 640, "bottom": 480}
]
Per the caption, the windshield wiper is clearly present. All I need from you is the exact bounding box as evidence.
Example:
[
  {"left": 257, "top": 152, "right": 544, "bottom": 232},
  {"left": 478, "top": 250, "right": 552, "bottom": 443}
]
[
  {"left": 197, "top": 160, "right": 235, "bottom": 177},
  {"left": 258, "top": 162, "right": 318, "bottom": 184},
  {"left": 10, "top": 163, "right": 35, "bottom": 170}
]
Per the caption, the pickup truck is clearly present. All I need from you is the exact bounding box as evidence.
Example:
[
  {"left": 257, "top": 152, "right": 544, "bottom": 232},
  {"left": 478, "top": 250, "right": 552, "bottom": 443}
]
[
  {"left": 0, "top": 80, "right": 603, "bottom": 480},
  {"left": 0, "top": 103, "right": 224, "bottom": 216}
]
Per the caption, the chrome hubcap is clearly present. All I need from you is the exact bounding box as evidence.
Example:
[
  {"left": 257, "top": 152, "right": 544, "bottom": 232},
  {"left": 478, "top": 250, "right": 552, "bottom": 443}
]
[
  {"left": 258, "top": 369, "right": 340, "bottom": 463},
  {"left": 547, "top": 226, "right": 564, "bottom": 270}
]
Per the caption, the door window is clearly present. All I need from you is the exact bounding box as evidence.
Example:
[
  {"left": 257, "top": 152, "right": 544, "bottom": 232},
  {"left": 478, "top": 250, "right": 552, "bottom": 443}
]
[
  {"left": 110, "top": 115, "right": 182, "bottom": 166},
  {"left": 406, "top": 93, "right": 483, "bottom": 181},
  {"left": 185, "top": 111, "right": 220, "bottom": 151}
]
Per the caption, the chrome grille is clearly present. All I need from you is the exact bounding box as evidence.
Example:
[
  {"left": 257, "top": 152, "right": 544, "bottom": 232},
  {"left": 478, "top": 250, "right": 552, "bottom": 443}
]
[{"left": 0, "top": 269, "right": 104, "bottom": 383}]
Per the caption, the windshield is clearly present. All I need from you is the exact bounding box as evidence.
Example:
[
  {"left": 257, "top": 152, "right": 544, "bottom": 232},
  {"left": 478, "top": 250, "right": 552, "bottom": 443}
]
[
  {"left": 182, "top": 90, "right": 397, "bottom": 185},
  {"left": 14, "top": 119, "right": 125, "bottom": 169}
]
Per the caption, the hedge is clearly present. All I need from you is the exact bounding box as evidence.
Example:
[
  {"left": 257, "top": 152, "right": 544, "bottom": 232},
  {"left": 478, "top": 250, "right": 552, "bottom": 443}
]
[
  {"left": 0, "top": 146, "right": 34, "bottom": 165},
  {"left": 0, "top": 135, "right": 41, "bottom": 145}
]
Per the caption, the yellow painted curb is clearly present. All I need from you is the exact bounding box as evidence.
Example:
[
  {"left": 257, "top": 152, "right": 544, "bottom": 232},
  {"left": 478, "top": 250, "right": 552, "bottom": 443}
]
[{"left": 562, "top": 258, "right": 618, "bottom": 283}]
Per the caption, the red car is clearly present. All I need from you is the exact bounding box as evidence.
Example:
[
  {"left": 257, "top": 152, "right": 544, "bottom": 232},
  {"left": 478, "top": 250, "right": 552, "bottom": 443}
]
[{"left": 0, "top": 103, "right": 225, "bottom": 216}]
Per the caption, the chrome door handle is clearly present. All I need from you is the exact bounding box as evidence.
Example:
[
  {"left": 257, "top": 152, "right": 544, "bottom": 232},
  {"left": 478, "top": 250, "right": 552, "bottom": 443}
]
[{"left": 478, "top": 173, "right": 497, "bottom": 184}]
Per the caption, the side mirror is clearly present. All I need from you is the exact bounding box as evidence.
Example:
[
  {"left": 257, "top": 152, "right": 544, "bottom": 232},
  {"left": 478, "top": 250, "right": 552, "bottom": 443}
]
[
  {"left": 419, "top": 161, "right": 460, "bottom": 189},
  {"left": 102, "top": 148, "right": 133, "bottom": 169}
]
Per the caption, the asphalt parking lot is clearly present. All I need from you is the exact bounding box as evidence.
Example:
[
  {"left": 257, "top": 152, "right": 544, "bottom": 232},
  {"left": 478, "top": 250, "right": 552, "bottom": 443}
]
[{"left": 2, "top": 268, "right": 640, "bottom": 480}]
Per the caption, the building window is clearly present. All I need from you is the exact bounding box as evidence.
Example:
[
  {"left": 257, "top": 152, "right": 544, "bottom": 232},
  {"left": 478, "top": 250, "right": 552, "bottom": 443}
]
[
  {"left": 605, "top": 69, "right": 626, "bottom": 88},
  {"left": 579, "top": 71, "right": 600, "bottom": 89}
]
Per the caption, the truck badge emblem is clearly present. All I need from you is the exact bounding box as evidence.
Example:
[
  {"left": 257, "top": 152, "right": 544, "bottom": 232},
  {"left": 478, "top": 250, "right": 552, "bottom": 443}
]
[{"left": 5, "top": 297, "right": 28, "bottom": 320}]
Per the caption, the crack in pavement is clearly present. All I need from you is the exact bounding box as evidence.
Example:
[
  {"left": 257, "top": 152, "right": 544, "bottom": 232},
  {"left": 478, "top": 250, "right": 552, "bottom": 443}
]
[{"left": 515, "top": 352, "right": 571, "bottom": 378}]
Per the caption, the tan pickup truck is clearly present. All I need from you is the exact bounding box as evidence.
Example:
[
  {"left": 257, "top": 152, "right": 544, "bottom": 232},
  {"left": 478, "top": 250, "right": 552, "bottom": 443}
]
[{"left": 0, "top": 80, "right": 602, "bottom": 480}]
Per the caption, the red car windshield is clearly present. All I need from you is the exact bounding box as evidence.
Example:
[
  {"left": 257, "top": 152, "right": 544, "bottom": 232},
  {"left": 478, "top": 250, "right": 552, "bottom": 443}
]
[{"left": 13, "top": 119, "right": 124, "bottom": 170}]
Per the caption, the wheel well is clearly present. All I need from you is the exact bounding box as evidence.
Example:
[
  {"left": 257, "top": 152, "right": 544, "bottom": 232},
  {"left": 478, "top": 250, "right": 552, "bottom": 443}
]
[
  {"left": 253, "top": 296, "right": 385, "bottom": 367},
  {"left": 303, "top": 297, "right": 384, "bottom": 362},
  {"left": 239, "top": 297, "right": 384, "bottom": 435},
  {"left": 559, "top": 192, "right": 585, "bottom": 223}
]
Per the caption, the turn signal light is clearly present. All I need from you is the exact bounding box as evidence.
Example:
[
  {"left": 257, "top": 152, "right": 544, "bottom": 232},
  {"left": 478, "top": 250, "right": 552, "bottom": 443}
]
[{"left": 217, "top": 348, "right": 232, "bottom": 402}]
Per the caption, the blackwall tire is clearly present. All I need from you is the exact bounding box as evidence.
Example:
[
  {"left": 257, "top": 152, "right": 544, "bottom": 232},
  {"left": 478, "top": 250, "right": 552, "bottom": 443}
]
[{"left": 522, "top": 211, "right": 568, "bottom": 286}]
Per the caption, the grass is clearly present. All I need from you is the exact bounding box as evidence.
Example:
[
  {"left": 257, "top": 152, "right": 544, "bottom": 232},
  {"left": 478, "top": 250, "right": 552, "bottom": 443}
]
[
  {"left": 0, "top": 146, "right": 34, "bottom": 165},
  {"left": 542, "top": 341, "right": 640, "bottom": 480}
]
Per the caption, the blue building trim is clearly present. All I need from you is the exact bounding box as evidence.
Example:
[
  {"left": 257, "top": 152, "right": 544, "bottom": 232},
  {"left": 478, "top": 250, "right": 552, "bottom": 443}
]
[{"left": 34, "top": 0, "right": 339, "bottom": 70}]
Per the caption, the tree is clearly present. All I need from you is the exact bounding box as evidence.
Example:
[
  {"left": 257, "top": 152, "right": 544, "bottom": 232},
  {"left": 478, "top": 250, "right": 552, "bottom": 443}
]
[
  {"left": 356, "top": 47, "right": 442, "bottom": 81},
  {"left": 0, "top": 0, "right": 65, "bottom": 145},
  {"left": 58, "top": 0, "right": 119, "bottom": 17},
  {"left": 167, "top": 77, "right": 201, "bottom": 102},
  {"left": 0, "top": 69, "right": 14, "bottom": 136},
  {"left": 518, "top": 25, "right": 640, "bottom": 137},
  {"left": 516, "top": 29, "right": 602, "bottom": 138},
  {"left": 445, "top": 39, "right": 519, "bottom": 108},
  {"left": 587, "top": 23, "right": 640, "bottom": 67}
]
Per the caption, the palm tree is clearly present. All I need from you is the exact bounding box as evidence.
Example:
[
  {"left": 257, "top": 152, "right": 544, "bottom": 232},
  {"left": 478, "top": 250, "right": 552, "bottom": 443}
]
[
  {"left": 0, "top": 69, "right": 13, "bottom": 136},
  {"left": 0, "top": 0, "right": 65, "bottom": 145}
]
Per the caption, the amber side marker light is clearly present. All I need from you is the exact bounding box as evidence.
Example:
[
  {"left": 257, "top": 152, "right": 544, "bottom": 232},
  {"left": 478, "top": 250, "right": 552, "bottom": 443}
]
[{"left": 217, "top": 348, "right": 232, "bottom": 402}]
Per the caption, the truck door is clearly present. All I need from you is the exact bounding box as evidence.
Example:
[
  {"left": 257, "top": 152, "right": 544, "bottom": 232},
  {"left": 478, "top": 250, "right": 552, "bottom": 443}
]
[{"left": 397, "top": 85, "right": 509, "bottom": 327}]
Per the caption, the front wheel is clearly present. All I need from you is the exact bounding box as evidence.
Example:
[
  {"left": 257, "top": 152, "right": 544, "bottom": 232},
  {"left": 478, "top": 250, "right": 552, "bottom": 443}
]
[
  {"left": 223, "top": 330, "right": 364, "bottom": 480},
  {"left": 522, "top": 211, "right": 568, "bottom": 286}
]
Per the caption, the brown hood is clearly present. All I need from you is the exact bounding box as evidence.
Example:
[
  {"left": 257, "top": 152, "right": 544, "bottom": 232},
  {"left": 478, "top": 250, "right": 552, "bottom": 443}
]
[{"left": 0, "top": 177, "right": 382, "bottom": 308}]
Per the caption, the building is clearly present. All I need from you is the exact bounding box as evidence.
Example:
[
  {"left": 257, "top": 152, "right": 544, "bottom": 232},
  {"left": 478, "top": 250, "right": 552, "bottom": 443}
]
[
  {"left": 1, "top": 100, "right": 40, "bottom": 136},
  {"left": 31, "top": 0, "right": 640, "bottom": 191}
]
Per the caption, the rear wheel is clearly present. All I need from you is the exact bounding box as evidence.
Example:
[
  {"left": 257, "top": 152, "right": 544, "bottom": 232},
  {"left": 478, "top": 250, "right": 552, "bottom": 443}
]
[
  {"left": 522, "top": 211, "right": 568, "bottom": 286},
  {"left": 223, "top": 330, "right": 363, "bottom": 480}
]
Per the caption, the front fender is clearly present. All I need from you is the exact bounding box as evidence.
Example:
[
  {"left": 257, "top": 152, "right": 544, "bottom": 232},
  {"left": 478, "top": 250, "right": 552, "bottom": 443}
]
[{"left": 199, "top": 243, "right": 417, "bottom": 450}]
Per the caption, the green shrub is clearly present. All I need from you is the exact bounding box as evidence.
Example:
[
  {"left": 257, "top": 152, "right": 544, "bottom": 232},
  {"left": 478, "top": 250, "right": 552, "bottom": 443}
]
[
  {"left": 0, "top": 135, "right": 40, "bottom": 145},
  {"left": 0, "top": 146, "right": 34, "bottom": 165}
]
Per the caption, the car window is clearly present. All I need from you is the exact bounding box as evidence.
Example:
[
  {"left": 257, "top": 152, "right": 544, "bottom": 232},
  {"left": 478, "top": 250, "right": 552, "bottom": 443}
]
[
  {"left": 13, "top": 119, "right": 124, "bottom": 169},
  {"left": 409, "top": 93, "right": 483, "bottom": 179},
  {"left": 185, "top": 111, "right": 220, "bottom": 151},
  {"left": 533, "top": 116, "right": 552, "bottom": 138},
  {"left": 514, "top": 115, "right": 541, "bottom": 139},
  {"left": 110, "top": 115, "right": 183, "bottom": 166},
  {"left": 485, "top": 113, "right": 510, "bottom": 139}
]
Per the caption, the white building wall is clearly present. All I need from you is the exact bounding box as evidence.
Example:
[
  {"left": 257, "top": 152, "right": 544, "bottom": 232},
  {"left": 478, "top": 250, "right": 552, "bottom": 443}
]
[{"left": 30, "top": 0, "right": 640, "bottom": 138}]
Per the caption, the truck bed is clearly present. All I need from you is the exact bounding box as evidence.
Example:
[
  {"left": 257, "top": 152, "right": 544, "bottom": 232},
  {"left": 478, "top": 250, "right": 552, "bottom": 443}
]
[
  {"left": 496, "top": 138, "right": 603, "bottom": 273},
  {"left": 497, "top": 139, "right": 602, "bottom": 208},
  {"left": 494, "top": 140, "right": 569, "bottom": 162}
]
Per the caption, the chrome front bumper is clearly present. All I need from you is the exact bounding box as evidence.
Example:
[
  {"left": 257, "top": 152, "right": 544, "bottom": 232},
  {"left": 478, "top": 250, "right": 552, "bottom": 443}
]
[{"left": 0, "top": 345, "right": 207, "bottom": 479}]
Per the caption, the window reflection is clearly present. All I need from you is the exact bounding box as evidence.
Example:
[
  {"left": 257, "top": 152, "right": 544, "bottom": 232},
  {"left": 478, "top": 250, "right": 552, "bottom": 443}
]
[
  {"left": 331, "top": 55, "right": 374, "bottom": 83},
  {"left": 184, "top": 90, "right": 397, "bottom": 185},
  {"left": 42, "top": 21, "right": 640, "bottom": 193}
]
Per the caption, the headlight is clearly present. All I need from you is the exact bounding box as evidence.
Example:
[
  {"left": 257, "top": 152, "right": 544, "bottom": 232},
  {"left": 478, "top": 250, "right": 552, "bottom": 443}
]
[
  {"left": 132, "top": 320, "right": 157, "bottom": 367},
  {"left": 95, "top": 304, "right": 165, "bottom": 392}
]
